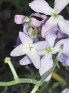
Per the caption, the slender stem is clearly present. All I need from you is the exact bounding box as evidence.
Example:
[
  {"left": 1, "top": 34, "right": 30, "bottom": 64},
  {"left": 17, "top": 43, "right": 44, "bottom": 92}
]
[
  {"left": 5, "top": 57, "right": 19, "bottom": 80},
  {"left": 31, "top": 84, "right": 39, "bottom": 93},
  {"left": 0, "top": 78, "right": 38, "bottom": 86},
  {"left": 52, "top": 72, "right": 66, "bottom": 84}
]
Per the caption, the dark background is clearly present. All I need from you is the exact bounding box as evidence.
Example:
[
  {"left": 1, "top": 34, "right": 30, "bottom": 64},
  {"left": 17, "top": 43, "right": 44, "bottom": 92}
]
[{"left": 0, "top": 0, "right": 69, "bottom": 93}]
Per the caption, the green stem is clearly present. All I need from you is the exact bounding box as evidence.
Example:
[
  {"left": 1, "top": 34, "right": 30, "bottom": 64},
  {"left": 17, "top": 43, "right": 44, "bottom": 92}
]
[
  {"left": 0, "top": 78, "right": 38, "bottom": 86},
  {"left": 5, "top": 57, "right": 19, "bottom": 80},
  {"left": 31, "top": 84, "right": 39, "bottom": 93}
]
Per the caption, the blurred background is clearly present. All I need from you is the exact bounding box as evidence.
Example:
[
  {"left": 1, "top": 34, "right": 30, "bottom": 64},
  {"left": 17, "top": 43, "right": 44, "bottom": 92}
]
[{"left": 0, "top": 0, "right": 69, "bottom": 93}]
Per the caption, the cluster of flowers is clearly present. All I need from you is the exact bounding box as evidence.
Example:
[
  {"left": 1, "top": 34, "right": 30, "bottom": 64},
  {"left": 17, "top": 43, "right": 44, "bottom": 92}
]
[{"left": 10, "top": 0, "right": 69, "bottom": 81}]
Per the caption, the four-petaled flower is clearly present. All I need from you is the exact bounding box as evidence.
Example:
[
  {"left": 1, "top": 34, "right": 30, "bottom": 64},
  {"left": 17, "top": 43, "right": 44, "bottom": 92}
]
[
  {"left": 10, "top": 32, "right": 47, "bottom": 69},
  {"left": 29, "top": 0, "right": 69, "bottom": 37}
]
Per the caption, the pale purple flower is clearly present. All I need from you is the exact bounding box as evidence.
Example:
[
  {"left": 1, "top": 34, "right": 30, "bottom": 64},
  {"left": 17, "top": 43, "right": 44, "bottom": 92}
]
[
  {"left": 29, "top": 0, "right": 69, "bottom": 37},
  {"left": 10, "top": 32, "right": 48, "bottom": 69},
  {"left": 14, "top": 13, "right": 47, "bottom": 27},
  {"left": 61, "top": 88, "right": 69, "bottom": 93},
  {"left": 38, "top": 32, "right": 69, "bottom": 81},
  {"left": 14, "top": 13, "right": 47, "bottom": 40}
]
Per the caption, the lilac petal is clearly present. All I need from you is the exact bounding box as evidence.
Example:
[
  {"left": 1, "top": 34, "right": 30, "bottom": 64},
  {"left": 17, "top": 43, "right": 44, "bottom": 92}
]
[
  {"left": 39, "top": 55, "right": 53, "bottom": 81},
  {"left": 30, "top": 13, "right": 47, "bottom": 27},
  {"left": 32, "top": 37, "right": 39, "bottom": 43},
  {"left": 58, "top": 15, "right": 69, "bottom": 35},
  {"left": 31, "top": 18, "right": 43, "bottom": 27},
  {"left": 14, "top": 15, "right": 25, "bottom": 24},
  {"left": 34, "top": 41, "right": 48, "bottom": 51},
  {"left": 53, "top": 39, "right": 69, "bottom": 55},
  {"left": 60, "top": 54, "right": 69, "bottom": 66},
  {"left": 29, "top": 0, "right": 54, "bottom": 15},
  {"left": 27, "top": 50, "right": 40, "bottom": 69},
  {"left": 31, "top": 13, "right": 47, "bottom": 20},
  {"left": 57, "top": 32, "right": 65, "bottom": 39},
  {"left": 45, "top": 28, "right": 57, "bottom": 46},
  {"left": 19, "top": 56, "right": 31, "bottom": 65},
  {"left": 19, "top": 32, "right": 33, "bottom": 44},
  {"left": 61, "top": 88, "right": 69, "bottom": 93},
  {"left": 10, "top": 44, "right": 27, "bottom": 57},
  {"left": 41, "top": 16, "right": 58, "bottom": 38},
  {"left": 15, "top": 35, "right": 21, "bottom": 47},
  {"left": 54, "top": 0, "right": 69, "bottom": 14}
]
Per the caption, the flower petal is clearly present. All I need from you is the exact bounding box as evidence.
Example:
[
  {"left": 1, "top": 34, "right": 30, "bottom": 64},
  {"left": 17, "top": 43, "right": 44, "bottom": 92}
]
[
  {"left": 60, "top": 54, "right": 69, "bottom": 66},
  {"left": 10, "top": 44, "right": 27, "bottom": 57},
  {"left": 34, "top": 41, "right": 48, "bottom": 51},
  {"left": 45, "top": 27, "right": 58, "bottom": 46},
  {"left": 39, "top": 55, "right": 53, "bottom": 81},
  {"left": 23, "top": 23, "right": 29, "bottom": 34},
  {"left": 61, "top": 88, "right": 69, "bottom": 93},
  {"left": 53, "top": 39, "right": 69, "bottom": 55},
  {"left": 41, "top": 16, "right": 58, "bottom": 38},
  {"left": 58, "top": 15, "right": 69, "bottom": 35},
  {"left": 14, "top": 15, "right": 25, "bottom": 24},
  {"left": 19, "top": 32, "right": 33, "bottom": 44},
  {"left": 30, "top": 13, "right": 47, "bottom": 27},
  {"left": 19, "top": 56, "right": 31, "bottom": 65},
  {"left": 29, "top": 0, "right": 54, "bottom": 15},
  {"left": 27, "top": 50, "right": 40, "bottom": 69},
  {"left": 54, "top": 0, "right": 69, "bottom": 13}
]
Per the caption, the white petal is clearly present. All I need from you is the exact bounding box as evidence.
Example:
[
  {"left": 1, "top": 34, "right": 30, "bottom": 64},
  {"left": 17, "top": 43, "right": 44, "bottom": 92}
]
[
  {"left": 27, "top": 50, "right": 40, "bottom": 69},
  {"left": 19, "top": 56, "right": 31, "bottom": 65},
  {"left": 39, "top": 55, "right": 53, "bottom": 81},
  {"left": 19, "top": 32, "right": 33, "bottom": 44},
  {"left": 58, "top": 16, "right": 69, "bottom": 35},
  {"left": 29, "top": 0, "right": 54, "bottom": 15},
  {"left": 14, "top": 15, "right": 25, "bottom": 24},
  {"left": 10, "top": 44, "right": 27, "bottom": 57},
  {"left": 34, "top": 41, "right": 48, "bottom": 51},
  {"left": 38, "top": 50, "right": 46, "bottom": 56},
  {"left": 41, "top": 16, "right": 58, "bottom": 38},
  {"left": 53, "top": 39, "right": 69, "bottom": 56},
  {"left": 54, "top": 0, "right": 69, "bottom": 13},
  {"left": 45, "top": 27, "right": 57, "bottom": 47}
]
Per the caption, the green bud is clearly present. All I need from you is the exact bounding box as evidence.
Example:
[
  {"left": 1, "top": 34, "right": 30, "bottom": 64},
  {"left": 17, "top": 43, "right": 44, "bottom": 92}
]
[{"left": 4, "top": 57, "right": 11, "bottom": 63}]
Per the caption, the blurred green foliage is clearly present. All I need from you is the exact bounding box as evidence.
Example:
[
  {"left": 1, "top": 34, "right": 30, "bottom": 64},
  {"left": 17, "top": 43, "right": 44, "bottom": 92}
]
[{"left": 0, "top": 0, "right": 69, "bottom": 93}]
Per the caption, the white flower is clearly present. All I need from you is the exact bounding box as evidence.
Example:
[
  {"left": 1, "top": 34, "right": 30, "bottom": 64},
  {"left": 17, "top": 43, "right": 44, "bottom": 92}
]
[
  {"left": 10, "top": 32, "right": 48, "bottom": 69},
  {"left": 38, "top": 32, "right": 69, "bottom": 81},
  {"left": 29, "top": 0, "right": 69, "bottom": 37}
]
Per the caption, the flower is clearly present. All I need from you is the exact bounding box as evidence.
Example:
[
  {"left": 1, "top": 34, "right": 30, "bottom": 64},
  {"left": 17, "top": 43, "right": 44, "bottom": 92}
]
[
  {"left": 14, "top": 13, "right": 47, "bottom": 40},
  {"left": 38, "top": 31, "right": 69, "bottom": 81},
  {"left": 14, "top": 13, "right": 47, "bottom": 27},
  {"left": 29, "top": 0, "right": 69, "bottom": 37},
  {"left": 61, "top": 88, "right": 69, "bottom": 93},
  {"left": 10, "top": 32, "right": 48, "bottom": 69}
]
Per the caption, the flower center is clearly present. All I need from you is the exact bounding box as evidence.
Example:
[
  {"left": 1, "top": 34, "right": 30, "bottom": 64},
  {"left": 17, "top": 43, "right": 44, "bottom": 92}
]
[
  {"left": 45, "top": 46, "right": 52, "bottom": 54},
  {"left": 52, "top": 13, "right": 58, "bottom": 17},
  {"left": 25, "top": 43, "right": 34, "bottom": 52},
  {"left": 29, "top": 28, "right": 37, "bottom": 38}
]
